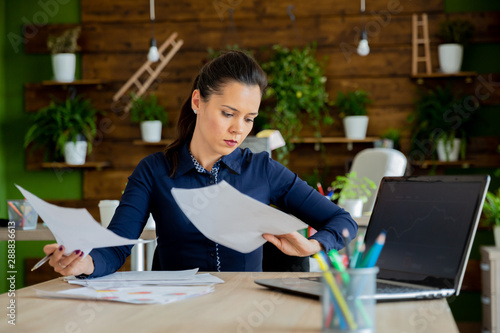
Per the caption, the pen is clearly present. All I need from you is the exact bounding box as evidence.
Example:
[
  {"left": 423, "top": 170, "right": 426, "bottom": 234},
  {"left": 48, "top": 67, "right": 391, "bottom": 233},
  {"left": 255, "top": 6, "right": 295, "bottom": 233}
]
[
  {"left": 31, "top": 253, "right": 52, "bottom": 271},
  {"left": 360, "top": 231, "right": 386, "bottom": 268},
  {"left": 342, "top": 228, "right": 352, "bottom": 267},
  {"left": 350, "top": 232, "right": 365, "bottom": 268},
  {"left": 327, "top": 249, "right": 350, "bottom": 284},
  {"left": 317, "top": 182, "right": 325, "bottom": 196},
  {"left": 314, "top": 252, "right": 357, "bottom": 330}
]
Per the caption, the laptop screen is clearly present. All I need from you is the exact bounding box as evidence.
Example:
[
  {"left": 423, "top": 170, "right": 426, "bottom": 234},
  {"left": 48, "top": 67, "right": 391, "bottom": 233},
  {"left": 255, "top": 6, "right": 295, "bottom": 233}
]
[{"left": 363, "top": 175, "right": 489, "bottom": 290}]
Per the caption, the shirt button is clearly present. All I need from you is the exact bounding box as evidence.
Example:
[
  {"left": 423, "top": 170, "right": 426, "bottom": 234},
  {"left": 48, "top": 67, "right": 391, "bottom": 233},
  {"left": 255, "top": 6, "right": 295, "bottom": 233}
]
[
  {"left": 210, "top": 252, "right": 215, "bottom": 257},
  {"left": 209, "top": 180, "right": 215, "bottom": 184}
]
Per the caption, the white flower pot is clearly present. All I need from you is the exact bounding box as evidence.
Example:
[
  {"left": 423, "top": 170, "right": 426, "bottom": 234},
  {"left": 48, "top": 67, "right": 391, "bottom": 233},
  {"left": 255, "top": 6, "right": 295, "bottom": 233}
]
[
  {"left": 341, "top": 198, "right": 363, "bottom": 218},
  {"left": 52, "top": 53, "right": 76, "bottom": 82},
  {"left": 64, "top": 140, "right": 87, "bottom": 165},
  {"left": 140, "top": 120, "right": 162, "bottom": 142},
  {"left": 494, "top": 226, "right": 500, "bottom": 248},
  {"left": 438, "top": 44, "right": 463, "bottom": 74},
  {"left": 98, "top": 200, "right": 120, "bottom": 228},
  {"left": 437, "top": 138, "right": 461, "bottom": 162},
  {"left": 343, "top": 116, "right": 369, "bottom": 139}
]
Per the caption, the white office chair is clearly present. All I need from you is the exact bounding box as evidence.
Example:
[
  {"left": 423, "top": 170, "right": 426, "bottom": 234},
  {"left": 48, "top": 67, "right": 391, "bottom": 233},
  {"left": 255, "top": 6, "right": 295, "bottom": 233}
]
[{"left": 349, "top": 148, "right": 407, "bottom": 215}]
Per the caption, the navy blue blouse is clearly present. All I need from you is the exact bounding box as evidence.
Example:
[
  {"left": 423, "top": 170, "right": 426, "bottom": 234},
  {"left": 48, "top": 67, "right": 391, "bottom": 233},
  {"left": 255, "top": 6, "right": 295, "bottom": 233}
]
[{"left": 87, "top": 144, "right": 357, "bottom": 277}]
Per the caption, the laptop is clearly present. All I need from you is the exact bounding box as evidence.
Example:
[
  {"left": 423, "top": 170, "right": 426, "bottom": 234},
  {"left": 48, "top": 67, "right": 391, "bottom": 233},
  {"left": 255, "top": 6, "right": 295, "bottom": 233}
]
[{"left": 255, "top": 175, "right": 490, "bottom": 301}]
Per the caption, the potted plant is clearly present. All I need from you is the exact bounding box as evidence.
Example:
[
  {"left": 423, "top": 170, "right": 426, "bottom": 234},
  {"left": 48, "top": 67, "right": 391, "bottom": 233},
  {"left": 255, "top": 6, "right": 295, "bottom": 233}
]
[
  {"left": 330, "top": 171, "right": 376, "bottom": 217},
  {"left": 130, "top": 93, "right": 168, "bottom": 143},
  {"left": 334, "top": 90, "right": 373, "bottom": 140},
  {"left": 408, "top": 84, "right": 477, "bottom": 162},
  {"left": 437, "top": 19, "right": 474, "bottom": 74},
  {"left": 374, "top": 128, "right": 402, "bottom": 150},
  {"left": 260, "top": 44, "right": 333, "bottom": 165},
  {"left": 47, "top": 26, "right": 81, "bottom": 82},
  {"left": 482, "top": 188, "right": 500, "bottom": 247},
  {"left": 25, "top": 95, "right": 101, "bottom": 165}
]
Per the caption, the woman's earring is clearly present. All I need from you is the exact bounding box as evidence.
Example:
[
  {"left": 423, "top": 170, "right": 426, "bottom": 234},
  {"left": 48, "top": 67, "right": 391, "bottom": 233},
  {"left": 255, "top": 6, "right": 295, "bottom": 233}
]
[{"left": 193, "top": 109, "right": 197, "bottom": 114}]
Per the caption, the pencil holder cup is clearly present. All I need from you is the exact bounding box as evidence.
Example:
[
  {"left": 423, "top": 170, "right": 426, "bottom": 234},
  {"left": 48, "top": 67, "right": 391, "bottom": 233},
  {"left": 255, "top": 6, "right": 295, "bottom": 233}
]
[
  {"left": 7, "top": 199, "right": 38, "bottom": 230},
  {"left": 321, "top": 267, "right": 379, "bottom": 333}
]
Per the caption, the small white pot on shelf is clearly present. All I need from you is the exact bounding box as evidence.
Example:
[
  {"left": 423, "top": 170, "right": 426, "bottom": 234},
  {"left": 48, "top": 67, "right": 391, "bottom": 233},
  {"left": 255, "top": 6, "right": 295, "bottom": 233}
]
[
  {"left": 438, "top": 44, "right": 463, "bottom": 74},
  {"left": 341, "top": 199, "right": 363, "bottom": 218},
  {"left": 343, "top": 116, "right": 369, "bottom": 140},
  {"left": 52, "top": 53, "right": 76, "bottom": 82},
  {"left": 64, "top": 140, "right": 87, "bottom": 165},
  {"left": 140, "top": 120, "right": 162, "bottom": 143},
  {"left": 494, "top": 226, "right": 500, "bottom": 248},
  {"left": 437, "top": 138, "right": 461, "bottom": 162}
]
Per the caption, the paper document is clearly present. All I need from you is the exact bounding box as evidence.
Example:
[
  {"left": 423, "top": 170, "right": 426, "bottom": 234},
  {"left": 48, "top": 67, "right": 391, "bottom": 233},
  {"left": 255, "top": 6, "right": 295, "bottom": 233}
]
[
  {"left": 64, "top": 269, "right": 224, "bottom": 288},
  {"left": 171, "top": 181, "right": 308, "bottom": 253},
  {"left": 16, "top": 185, "right": 153, "bottom": 257},
  {"left": 36, "top": 285, "right": 215, "bottom": 304}
]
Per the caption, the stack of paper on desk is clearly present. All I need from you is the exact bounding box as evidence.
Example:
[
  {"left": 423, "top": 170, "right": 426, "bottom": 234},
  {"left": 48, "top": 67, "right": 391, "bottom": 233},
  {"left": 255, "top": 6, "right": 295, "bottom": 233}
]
[
  {"left": 36, "top": 269, "right": 223, "bottom": 304},
  {"left": 64, "top": 269, "right": 224, "bottom": 288},
  {"left": 37, "top": 285, "right": 215, "bottom": 305}
]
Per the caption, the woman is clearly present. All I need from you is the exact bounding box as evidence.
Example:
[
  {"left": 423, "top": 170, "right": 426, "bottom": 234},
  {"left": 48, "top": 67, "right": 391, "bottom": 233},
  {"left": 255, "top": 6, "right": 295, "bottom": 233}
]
[{"left": 44, "top": 50, "right": 357, "bottom": 277}]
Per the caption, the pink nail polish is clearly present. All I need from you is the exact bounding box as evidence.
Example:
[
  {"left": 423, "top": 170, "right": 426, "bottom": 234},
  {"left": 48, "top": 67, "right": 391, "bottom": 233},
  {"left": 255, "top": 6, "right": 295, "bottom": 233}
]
[
  {"left": 75, "top": 250, "right": 81, "bottom": 255},
  {"left": 59, "top": 245, "right": 64, "bottom": 251},
  {"left": 80, "top": 252, "right": 84, "bottom": 257}
]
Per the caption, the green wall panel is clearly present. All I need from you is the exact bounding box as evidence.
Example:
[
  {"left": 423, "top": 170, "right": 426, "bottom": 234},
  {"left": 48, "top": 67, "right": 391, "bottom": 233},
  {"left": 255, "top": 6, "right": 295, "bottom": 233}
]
[{"left": 1, "top": 0, "right": 81, "bottom": 292}]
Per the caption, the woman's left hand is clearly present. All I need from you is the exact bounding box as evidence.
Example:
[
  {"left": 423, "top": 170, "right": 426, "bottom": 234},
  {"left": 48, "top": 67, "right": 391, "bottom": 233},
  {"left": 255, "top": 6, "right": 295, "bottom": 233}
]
[{"left": 262, "top": 231, "right": 323, "bottom": 257}]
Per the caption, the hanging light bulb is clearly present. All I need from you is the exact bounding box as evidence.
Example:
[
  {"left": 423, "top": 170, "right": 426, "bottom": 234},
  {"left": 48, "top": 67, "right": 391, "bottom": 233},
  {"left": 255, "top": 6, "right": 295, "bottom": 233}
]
[
  {"left": 148, "top": 38, "right": 159, "bottom": 62},
  {"left": 148, "top": 0, "right": 159, "bottom": 62},
  {"left": 357, "top": 30, "right": 370, "bottom": 56},
  {"left": 357, "top": 0, "right": 370, "bottom": 56}
]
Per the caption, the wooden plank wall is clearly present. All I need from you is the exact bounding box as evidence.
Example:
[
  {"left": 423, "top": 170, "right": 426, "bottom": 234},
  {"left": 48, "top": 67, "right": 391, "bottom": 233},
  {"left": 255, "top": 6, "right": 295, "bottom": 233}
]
[{"left": 22, "top": 0, "right": 500, "bottom": 215}]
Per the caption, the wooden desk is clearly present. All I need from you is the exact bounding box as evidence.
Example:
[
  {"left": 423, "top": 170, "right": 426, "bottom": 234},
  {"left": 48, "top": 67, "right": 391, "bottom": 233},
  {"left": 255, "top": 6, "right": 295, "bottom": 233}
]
[{"left": 0, "top": 272, "right": 458, "bottom": 332}]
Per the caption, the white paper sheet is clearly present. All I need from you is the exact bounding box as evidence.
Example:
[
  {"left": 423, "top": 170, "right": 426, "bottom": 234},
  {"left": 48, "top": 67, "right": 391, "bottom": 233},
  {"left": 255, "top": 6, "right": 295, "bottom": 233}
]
[
  {"left": 64, "top": 270, "right": 224, "bottom": 289},
  {"left": 16, "top": 185, "right": 153, "bottom": 257},
  {"left": 36, "top": 285, "right": 215, "bottom": 304},
  {"left": 171, "top": 181, "right": 308, "bottom": 253}
]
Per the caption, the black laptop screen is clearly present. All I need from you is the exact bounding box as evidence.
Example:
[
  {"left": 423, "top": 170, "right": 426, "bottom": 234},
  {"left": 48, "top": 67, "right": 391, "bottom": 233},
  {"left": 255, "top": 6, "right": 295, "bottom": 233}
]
[{"left": 363, "top": 176, "right": 487, "bottom": 288}]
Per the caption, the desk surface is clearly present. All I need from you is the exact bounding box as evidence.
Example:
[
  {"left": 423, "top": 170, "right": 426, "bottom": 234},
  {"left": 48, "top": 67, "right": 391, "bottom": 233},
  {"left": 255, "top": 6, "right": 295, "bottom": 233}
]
[{"left": 0, "top": 272, "right": 458, "bottom": 332}]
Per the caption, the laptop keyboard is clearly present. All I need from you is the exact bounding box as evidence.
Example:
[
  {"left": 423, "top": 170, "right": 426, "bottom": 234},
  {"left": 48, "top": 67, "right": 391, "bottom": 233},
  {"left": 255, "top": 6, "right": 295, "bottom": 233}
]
[
  {"left": 376, "top": 281, "right": 431, "bottom": 294},
  {"left": 301, "top": 276, "right": 429, "bottom": 293}
]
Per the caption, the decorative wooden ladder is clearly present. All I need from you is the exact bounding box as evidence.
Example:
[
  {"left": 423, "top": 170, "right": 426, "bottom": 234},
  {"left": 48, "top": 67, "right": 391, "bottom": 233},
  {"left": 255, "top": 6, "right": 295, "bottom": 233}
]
[
  {"left": 112, "top": 32, "right": 184, "bottom": 112},
  {"left": 411, "top": 13, "right": 432, "bottom": 76}
]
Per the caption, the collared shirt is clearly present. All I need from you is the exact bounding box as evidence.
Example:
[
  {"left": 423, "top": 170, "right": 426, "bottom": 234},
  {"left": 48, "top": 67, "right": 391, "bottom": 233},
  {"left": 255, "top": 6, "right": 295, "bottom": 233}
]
[
  {"left": 88, "top": 144, "right": 357, "bottom": 278},
  {"left": 189, "top": 151, "right": 222, "bottom": 272}
]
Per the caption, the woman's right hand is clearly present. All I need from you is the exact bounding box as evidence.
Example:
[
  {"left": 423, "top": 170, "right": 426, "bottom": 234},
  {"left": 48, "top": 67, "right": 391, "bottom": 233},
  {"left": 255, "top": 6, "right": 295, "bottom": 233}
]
[{"left": 43, "top": 244, "right": 95, "bottom": 277}]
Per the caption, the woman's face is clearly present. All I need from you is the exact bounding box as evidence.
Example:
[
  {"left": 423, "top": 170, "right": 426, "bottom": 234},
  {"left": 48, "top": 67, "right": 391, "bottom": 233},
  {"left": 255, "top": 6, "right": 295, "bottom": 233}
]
[{"left": 191, "top": 81, "right": 261, "bottom": 159}]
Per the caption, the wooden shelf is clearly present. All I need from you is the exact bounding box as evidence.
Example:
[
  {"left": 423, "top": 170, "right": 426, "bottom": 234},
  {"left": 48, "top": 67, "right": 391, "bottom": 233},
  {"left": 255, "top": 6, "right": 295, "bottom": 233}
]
[
  {"left": 41, "top": 79, "right": 108, "bottom": 86},
  {"left": 39, "top": 79, "right": 108, "bottom": 90},
  {"left": 132, "top": 139, "right": 174, "bottom": 146},
  {"left": 413, "top": 160, "right": 474, "bottom": 169},
  {"left": 289, "top": 137, "right": 380, "bottom": 144},
  {"left": 289, "top": 136, "right": 380, "bottom": 151},
  {"left": 41, "top": 161, "right": 111, "bottom": 170},
  {"left": 411, "top": 71, "right": 477, "bottom": 84}
]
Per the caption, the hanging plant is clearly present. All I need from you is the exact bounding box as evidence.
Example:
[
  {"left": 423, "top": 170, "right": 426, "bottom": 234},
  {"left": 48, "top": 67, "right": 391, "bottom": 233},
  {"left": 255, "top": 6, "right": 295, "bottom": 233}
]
[{"left": 260, "top": 44, "right": 333, "bottom": 165}]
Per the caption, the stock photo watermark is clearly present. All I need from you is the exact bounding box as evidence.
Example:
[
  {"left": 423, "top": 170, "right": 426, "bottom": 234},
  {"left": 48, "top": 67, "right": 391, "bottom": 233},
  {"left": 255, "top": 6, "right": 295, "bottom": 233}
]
[
  {"left": 213, "top": 0, "right": 243, "bottom": 21},
  {"left": 407, "top": 73, "right": 500, "bottom": 169},
  {"left": 340, "top": 0, "right": 405, "bottom": 63},
  {"left": 7, "top": 0, "right": 74, "bottom": 54},
  {"left": 6, "top": 221, "right": 17, "bottom": 325}
]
